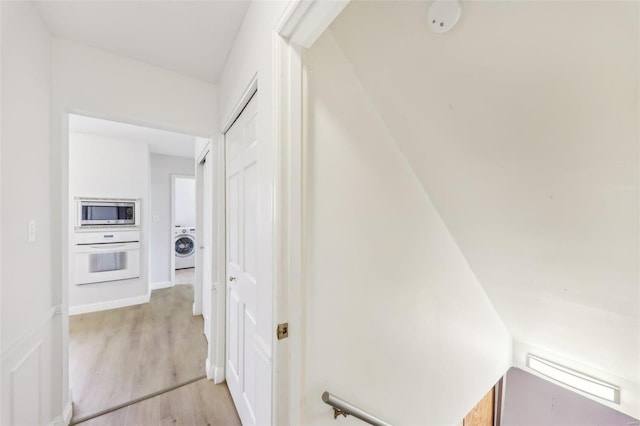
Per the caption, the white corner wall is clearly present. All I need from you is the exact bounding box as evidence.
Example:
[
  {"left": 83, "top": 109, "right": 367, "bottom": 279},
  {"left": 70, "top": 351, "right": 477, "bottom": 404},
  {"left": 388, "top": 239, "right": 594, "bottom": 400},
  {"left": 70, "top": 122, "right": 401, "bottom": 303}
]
[
  {"left": 303, "top": 32, "right": 513, "bottom": 425},
  {"left": 68, "top": 132, "right": 150, "bottom": 311},
  {"left": 0, "top": 2, "right": 62, "bottom": 425},
  {"left": 150, "top": 154, "right": 194, "bottom": 284}
]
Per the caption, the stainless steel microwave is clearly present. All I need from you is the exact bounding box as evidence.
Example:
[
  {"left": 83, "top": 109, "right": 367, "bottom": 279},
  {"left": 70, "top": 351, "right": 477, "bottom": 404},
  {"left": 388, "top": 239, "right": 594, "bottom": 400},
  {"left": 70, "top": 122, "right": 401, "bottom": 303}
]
[{"left": 76, "top": 198, "right": 140, "bottom": 227}]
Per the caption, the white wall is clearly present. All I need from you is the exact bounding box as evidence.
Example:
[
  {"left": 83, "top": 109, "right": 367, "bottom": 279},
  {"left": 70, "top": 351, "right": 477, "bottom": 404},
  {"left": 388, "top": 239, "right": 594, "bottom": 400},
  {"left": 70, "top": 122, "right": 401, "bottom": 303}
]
[
  {"left": 52, "top": 39, "right": 218, "bottom": 303},
  {"left": 328, "top": 0, "right": 639, "bottom": 418},
  {"left": 68, "top": 132, "right": 150, "bottom": 310},
  {"left": 215, "top": 2, "right": 289, "bottom": 423},
  {"left": 53, "top": 39, "right": 218, "bottom": 138},
  {"left": 303, "top": 31, "right": 513, "bottom": 425},
  {"left": 174, "top": 177, "right": 196, "bottom": 227},
  {"left": 150, "top": 154, "right": 194, "bottom": 284},
  {"left": 218, "top": 1, "right": 288, "bottom": 123},
  {"left": 51, "top": 38, "right": 218, "bottom": 420},
  {"left": 0, "top": 0, "right": 52, "bottom": 356},
  {"left": 0, "top": 2, "right": 61, "bottom": 424}
]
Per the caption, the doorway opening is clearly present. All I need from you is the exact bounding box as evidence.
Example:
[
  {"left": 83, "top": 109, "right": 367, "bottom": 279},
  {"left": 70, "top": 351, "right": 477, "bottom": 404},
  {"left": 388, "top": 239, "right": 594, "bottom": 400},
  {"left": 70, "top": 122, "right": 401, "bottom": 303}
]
[
  {"left": 64, "top": 113, "right": 233, "bottom": 424},
  {"left": 171, "top": 174, "right": 197, "bottom": 291}
]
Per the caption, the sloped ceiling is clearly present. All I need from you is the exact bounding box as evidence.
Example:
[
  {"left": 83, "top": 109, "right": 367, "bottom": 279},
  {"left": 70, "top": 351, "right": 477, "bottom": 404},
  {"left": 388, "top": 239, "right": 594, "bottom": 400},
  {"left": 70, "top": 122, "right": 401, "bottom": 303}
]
[{"left": 327, "top": 0, "right": 638, "bottom": 415}]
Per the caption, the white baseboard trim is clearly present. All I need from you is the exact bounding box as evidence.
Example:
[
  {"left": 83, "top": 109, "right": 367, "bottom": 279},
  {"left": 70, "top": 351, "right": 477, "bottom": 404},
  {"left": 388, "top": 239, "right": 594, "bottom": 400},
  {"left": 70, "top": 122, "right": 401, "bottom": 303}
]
[
  {"left": 203, "top": 324, "right": 210, "bottom": 343},
  {"left": 206, "top": 357, "right": 214, "bottom": 380},
  {"left": 49, "top": 400, "right": 73, "bottom": 426},
  {"left": 49, "top": 416, "right": 63, "bottom": 426},
  {"left": 63, "top": 400, "right": 73, "bottom": 425},
  {"left": 150, "top": 280, "right": 172, "bottom": 290},
  {"left": 192, "top": 302, "right": 202, "bottom": 316},
  {"left": 214, "top": 366, "right": 225, "bottom": 384},
  {"left": 205, "top": 358, "right": 225, "bottom": 384},
  {"left": 69, "top": 294, "right": 150, "bottom": 316}
]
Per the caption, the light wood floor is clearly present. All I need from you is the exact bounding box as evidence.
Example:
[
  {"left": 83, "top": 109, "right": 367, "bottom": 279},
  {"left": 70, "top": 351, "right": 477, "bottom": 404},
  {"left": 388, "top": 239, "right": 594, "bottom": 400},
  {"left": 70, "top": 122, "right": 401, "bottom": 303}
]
[
  {"left": 175, "top": 268, "right": 195, "bottom": 286},
  {"left": 69, "top": 283, "right": 209, "bottom": 421},
  {"left": 78, "top": 378, "right": 241, "bottom": 426}
]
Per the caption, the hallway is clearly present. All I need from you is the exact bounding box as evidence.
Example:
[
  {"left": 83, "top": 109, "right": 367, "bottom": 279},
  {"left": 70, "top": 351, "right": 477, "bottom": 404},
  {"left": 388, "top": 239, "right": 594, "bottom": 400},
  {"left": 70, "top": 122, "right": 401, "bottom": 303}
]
[
  {"left": 2, "top": 0, "right": 639, "bottom": 424},
  {"left": 69, "top": 282, "right": 235, "bottom": 423}
]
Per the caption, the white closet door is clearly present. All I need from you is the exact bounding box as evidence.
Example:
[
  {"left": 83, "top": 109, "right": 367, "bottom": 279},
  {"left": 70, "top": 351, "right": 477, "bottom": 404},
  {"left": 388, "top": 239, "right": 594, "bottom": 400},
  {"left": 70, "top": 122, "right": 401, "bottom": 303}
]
[{"left": 225, "top": 95, "right": 264, "bottom": 425}]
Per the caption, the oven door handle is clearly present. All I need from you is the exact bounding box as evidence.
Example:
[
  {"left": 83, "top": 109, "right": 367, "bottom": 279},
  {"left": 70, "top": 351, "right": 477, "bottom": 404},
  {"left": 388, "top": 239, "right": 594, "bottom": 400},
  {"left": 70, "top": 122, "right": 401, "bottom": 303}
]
[
  {"left": 74, "top": 242, "right": 139, "bottom": 254},
  {"left": 89, "top": 244, "right": 126, "bottom": 250}
]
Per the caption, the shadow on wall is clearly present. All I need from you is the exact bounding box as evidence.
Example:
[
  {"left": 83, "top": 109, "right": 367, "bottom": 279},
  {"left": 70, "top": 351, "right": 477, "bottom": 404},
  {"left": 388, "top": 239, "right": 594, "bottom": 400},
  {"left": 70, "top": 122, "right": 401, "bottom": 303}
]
[{"left": 502, "top": 368, "right": 639, "bottom": 425}]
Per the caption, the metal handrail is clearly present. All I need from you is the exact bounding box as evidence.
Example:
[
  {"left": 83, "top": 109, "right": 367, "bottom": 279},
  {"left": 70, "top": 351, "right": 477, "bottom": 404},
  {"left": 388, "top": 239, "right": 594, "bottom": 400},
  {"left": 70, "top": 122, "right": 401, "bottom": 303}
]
[{"left": 322, "top": 391, "right": 393, "bottom": 426}]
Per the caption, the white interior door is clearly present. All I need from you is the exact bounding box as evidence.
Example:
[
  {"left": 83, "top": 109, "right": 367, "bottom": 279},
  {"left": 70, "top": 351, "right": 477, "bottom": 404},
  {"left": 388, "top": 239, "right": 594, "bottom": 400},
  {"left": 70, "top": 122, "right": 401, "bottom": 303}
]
[
  {"left": 225, "top": 95, "right": 262, "bottom": 425},
  {"left": 202, "top": 151, "right": 213, "bottom": 339}
]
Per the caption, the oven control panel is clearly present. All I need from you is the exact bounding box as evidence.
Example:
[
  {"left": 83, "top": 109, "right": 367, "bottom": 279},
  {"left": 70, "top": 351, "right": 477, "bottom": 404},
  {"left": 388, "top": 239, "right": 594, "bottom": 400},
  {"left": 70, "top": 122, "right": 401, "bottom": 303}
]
[{"left": 75, "top": 230, "right": 140, "bottom": 245}]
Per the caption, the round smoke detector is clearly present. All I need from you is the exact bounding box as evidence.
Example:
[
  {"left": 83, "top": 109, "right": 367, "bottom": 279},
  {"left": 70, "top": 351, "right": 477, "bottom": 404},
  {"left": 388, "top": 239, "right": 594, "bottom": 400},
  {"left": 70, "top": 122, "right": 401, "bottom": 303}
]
[{"left": 428, "top": 0, "right": 462, "bottom": 34}]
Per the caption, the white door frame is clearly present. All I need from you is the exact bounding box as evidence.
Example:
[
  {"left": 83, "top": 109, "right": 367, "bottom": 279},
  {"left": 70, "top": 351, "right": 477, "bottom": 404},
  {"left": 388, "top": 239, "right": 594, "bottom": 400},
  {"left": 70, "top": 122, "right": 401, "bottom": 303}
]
[
  {"left": 170, "top": 173, "right": 196, "bottom": 290},
  {"left": 198, "top": 136, "right": 232, "bottom": 385},
  {"left": 206, "top": 135, "right": 227, "bottom": 383},
  {"left": 195, "top": 145, "right": 210, "bottom": 322},
  {"left": 59, "top": 109, "right": 215, "bottom": 416},
  {"left": 271, "top": 1, "right": 350, "bottom": 424}
]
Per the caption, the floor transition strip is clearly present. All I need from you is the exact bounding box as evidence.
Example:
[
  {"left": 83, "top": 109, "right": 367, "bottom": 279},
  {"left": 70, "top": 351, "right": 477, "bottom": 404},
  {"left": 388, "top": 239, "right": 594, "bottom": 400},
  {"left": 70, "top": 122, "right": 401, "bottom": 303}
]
[{"left": 70, "top": 374, "right": 207, "bottom": 425}]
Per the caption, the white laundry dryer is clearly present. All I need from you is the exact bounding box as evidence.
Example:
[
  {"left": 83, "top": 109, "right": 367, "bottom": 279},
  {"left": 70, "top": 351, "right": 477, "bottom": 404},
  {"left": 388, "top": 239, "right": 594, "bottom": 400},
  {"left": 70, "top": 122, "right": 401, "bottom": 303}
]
[{"left": 174, "top": 226, "right": 196, "bottom": 269}]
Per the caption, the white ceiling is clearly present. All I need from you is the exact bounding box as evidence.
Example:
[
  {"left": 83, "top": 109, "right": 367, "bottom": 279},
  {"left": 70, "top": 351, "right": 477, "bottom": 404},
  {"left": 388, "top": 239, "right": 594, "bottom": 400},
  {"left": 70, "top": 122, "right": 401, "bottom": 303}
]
[
  {"left": 328, "top": 0, "right": 638, "bottom": 414},
  {"left": 69, "top": 114, "right": 196, "bottom": 158},
  {"left": 34, "top": 0, "right": 250, "bottom": 83}
]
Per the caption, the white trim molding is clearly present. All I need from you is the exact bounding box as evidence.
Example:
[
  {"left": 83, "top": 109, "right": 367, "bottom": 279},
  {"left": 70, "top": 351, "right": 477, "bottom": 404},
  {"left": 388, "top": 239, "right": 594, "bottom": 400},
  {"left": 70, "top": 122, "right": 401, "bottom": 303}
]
[
  {"left": 49, "top": 400, "right": 73, "bottom": 426},
  {"left": 10, "top": 341, "right": 42, "bottom": 425},
  {"left": 196, "top": 140, "right": 211, "bottom": 165},
  {"left": 272, "top": 36, "right": 301, "bottom": 425},
  {"left": 150, "top": 280, "right": 172, "bottom": 290},
  {"left": 1, "top": 305, "right": 59, "bottom": 426},
  {"left": 276, "top": 0, "right": 350, "bottom": 48},
  {"left": 1, "top": 306, "right": 56, "bottom": 361},
  {"left": 210, "top": 133, "right": 227, "bottom": 394},
  {"left": 69, "top": 294, "right": 150, "bottom": 316},
  {"left": 270, "top": 1, "right": 351, "bottom": 424},
  {"left": 205, "top": 357, "right": 225, "bottom": 384},
  {"left": 214, "top": 366, "right": 225, "bottom": 385},
  {"left": 63, "top": 400, "right": 73, "bottom": 425},
  {"left": 221, "top": 74, "right": 257, "bottom": 133},
  {"left": 206, "top": 357, "right": 214, "bottom": 380}
]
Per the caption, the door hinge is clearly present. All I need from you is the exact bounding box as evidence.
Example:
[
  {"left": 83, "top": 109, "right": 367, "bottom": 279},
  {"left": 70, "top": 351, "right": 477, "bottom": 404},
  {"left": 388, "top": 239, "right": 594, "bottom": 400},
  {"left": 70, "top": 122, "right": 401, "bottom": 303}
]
[{"left": 277, "top": 322, "right": 289, "bottom": 340}]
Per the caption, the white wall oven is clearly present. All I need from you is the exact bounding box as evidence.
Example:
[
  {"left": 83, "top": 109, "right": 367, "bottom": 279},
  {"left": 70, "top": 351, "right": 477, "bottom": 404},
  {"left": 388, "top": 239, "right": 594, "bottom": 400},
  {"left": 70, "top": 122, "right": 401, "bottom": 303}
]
[
  {"left": 76, "top": 198, "right": 140, "bottom": 228},
  {"left": 74, "top": 230, "right": 140, "bottom": 285}
]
